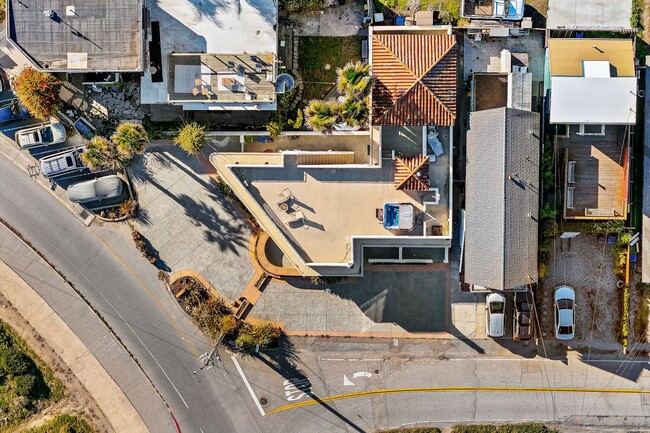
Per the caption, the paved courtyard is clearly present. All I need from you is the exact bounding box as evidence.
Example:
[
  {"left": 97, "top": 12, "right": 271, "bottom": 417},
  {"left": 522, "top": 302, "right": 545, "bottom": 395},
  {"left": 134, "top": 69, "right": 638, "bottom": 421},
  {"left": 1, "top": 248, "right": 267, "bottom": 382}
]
[{"left": 130, "top": 146, "right": 255, "bottom": 302}]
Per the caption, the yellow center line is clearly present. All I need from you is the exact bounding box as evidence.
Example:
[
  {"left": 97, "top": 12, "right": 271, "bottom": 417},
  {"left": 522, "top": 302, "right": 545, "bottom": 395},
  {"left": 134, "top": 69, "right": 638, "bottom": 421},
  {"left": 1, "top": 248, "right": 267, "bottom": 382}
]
[
  {"left": 88, "top": 227, "right": 199, "bottom": 357},
  {"left": 266, "top": 386, "right": 650, "bottom": 415}
]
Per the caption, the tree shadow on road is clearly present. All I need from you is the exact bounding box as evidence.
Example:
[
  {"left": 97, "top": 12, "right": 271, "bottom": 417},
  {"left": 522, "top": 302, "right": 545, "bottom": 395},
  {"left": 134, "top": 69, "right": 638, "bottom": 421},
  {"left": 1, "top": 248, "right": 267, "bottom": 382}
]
[{"left": 255, "top": 340, "right": 366, "bottom": 433}]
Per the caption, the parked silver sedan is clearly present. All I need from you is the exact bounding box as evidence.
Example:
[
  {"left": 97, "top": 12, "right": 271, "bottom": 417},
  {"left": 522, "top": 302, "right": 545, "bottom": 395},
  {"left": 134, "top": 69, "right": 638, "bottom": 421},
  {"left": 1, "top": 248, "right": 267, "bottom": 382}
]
[{"left": 67, "top": 175, "right": 123, "bottom": 203}]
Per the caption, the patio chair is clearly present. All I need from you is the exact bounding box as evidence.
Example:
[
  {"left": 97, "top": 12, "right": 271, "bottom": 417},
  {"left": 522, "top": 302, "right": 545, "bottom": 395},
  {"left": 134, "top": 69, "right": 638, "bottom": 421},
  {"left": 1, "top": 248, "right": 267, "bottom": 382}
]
[
  {"left": 375, "top": 208, "right": 384, "bottom": 222},
  {"left": 192, "top": 87, "right": 199, "bottom": 96},
  {"left": 279, "top": 188, "right": 293, "bottom": 199}
]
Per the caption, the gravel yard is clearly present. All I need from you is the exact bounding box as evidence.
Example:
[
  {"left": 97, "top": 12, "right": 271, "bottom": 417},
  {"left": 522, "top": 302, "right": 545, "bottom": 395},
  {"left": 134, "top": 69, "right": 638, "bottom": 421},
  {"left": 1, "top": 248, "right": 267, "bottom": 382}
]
[{"left": 541, "top": 234, "right": 621, "bottom": 350}]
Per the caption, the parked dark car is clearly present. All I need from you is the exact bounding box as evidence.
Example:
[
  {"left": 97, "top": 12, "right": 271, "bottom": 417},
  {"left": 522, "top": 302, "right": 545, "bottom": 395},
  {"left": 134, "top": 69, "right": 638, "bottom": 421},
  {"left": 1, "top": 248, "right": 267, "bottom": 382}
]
[
  {"left": 74, "top": 117, "right": 96, "bottom": 140},
  {"left": 0, "top": 100, "right": 31, "bottom": 124},
  {"left": 513, "top": 290, "right": 534, "bottom": 341}
]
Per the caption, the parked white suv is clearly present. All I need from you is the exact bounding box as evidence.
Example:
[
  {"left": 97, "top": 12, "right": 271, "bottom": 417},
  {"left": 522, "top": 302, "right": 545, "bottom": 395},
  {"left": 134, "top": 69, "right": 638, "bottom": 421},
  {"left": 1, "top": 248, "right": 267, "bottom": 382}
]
[
  {"left": 39, "top": 146, "right": 85, "bottom": 178},
  {"left": 486, "top": 292, "right": 506, "bottom": 338},
  {"left": 16, "top": 122, "right": 66, "bottom": 148}
]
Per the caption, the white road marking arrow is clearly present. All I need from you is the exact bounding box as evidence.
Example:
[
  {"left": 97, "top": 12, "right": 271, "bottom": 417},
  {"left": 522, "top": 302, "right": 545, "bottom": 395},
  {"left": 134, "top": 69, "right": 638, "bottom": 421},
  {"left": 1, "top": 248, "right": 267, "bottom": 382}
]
[{"left": 343, "top": 374, "right": 355, "bottom": 386}]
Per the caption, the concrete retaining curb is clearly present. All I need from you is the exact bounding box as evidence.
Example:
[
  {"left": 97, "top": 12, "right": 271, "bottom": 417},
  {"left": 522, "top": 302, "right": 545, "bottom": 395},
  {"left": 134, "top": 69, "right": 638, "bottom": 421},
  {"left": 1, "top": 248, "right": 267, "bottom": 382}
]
[{"left": 0, "top": 260, "right": 149, "bottom": 433}]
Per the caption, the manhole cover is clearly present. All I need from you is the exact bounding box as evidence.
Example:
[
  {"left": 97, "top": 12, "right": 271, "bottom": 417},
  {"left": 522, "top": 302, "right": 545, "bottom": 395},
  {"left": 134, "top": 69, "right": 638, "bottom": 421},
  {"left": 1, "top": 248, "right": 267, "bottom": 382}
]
[
  {"left": 374, "top": 370, "right": 379, "bottom": 374},
  {"left": 259, "top": 397, "right": 268, "bottom": 406}
]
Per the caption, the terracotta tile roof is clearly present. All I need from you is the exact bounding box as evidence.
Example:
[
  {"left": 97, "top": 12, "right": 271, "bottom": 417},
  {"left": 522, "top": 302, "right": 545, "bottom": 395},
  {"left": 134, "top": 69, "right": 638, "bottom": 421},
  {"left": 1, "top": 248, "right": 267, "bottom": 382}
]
[
  {"left": 394, "top": 155, "right": 430, "bottom": 191},
  {"left": 371, "top": 33, "right": 457, "bottom": 126}
]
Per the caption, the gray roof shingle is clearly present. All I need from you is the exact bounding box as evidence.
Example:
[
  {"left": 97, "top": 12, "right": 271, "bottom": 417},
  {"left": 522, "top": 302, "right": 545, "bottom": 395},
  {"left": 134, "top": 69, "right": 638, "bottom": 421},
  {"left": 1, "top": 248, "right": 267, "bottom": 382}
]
[{"left": 464, "top": 107, "right": 540, "bottom": 290}]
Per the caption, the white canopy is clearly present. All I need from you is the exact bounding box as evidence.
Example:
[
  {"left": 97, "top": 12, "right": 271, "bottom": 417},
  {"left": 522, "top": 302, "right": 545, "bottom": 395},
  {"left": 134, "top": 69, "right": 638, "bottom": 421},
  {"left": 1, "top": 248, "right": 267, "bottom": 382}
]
[{"left": 550, "top": 76, "right": 636, "bottom": 124}]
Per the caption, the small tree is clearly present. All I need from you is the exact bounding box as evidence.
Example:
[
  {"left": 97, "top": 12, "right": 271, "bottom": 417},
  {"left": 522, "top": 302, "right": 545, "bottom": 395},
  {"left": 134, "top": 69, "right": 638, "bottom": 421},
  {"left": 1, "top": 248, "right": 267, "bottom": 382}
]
[
  {"left": 235, "top": 322, "right": 281, "bottom": 351},
  {"left": 339, "top": 97, "right": 369, "bottom": 127},
  {"left": 112, "top": 122, "right": 149, "bottom": 157},
  {"left": 13, "top": 66, "right": 62, "bottom": 120},
  {"left": 265, "top": 112, "right": 284, "bottom": 140},
  {"left": 174, "top": 122, "right": 207, "bottom": 155},
  {"left": 304, "top": 100, "right": 339, "bottom": 132},
  {"left": 81, "top": 136, "right": 129, "bottom": 172},
  {"left": 336, "top": 61, "right": 372, "bottom": 98}
]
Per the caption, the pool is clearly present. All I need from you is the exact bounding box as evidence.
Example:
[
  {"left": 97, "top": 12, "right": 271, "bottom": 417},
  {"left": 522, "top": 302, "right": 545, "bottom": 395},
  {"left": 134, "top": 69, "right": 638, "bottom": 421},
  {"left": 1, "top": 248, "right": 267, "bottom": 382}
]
[{"left": 383, "top": 203, "right": 415, "bottom": 231}]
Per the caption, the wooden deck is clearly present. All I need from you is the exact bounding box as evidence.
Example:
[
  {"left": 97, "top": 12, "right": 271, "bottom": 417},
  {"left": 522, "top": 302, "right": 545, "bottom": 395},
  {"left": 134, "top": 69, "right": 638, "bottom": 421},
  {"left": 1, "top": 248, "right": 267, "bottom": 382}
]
[{"left": 559, "top": 125, "right": 629, "bottom": 220}]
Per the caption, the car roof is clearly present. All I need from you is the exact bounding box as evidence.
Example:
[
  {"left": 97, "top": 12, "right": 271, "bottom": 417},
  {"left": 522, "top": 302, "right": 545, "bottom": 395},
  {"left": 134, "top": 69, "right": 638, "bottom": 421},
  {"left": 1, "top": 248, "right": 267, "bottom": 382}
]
[
  {"left": 558, "top": 308, "right": 573, "bottom": 326},
  {"left": 68, "top": 175, "right": 122, "bottom": 201}
]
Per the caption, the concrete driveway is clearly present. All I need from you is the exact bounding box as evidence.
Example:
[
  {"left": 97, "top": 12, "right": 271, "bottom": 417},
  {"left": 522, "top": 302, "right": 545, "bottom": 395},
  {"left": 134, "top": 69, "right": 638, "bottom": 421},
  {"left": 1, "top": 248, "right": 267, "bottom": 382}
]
[
  {"left": 130, "top": 146, "right": 255, "bottom": 302},
  {"left": 253, "top": 263, "right": 450, "bottom": 335}
]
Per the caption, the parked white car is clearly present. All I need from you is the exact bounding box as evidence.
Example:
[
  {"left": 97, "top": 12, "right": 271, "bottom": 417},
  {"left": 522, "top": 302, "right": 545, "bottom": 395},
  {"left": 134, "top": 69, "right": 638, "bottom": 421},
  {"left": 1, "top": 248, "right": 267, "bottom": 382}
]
[
  {"left": 39, "top": 146, "right": 85, "bottom": 178},
  {"left": 67, "top": 175, "right": 123, "bottom": 203},
  {"left": 15, "top": 122, "right": 66, "bottom": 148},
  {"left": 486, "top": 292, "right": 506, "bottom": 338},
  {"left": 554, "top": 286, "right": 576, "bottom": 340}
]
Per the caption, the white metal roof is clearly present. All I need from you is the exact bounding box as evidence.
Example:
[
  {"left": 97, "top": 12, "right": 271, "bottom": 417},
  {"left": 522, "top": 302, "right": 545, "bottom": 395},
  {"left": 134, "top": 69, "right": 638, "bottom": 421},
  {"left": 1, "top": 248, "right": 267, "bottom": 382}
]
[
  {"left": 583, "top": 60, "right": 611, "bottom": 78},
  {"left": 550, "top": 76, "right": 637, "bottom": 124},
  {"left": 547, "top": 0, "right": 632, "bottom": 29}
]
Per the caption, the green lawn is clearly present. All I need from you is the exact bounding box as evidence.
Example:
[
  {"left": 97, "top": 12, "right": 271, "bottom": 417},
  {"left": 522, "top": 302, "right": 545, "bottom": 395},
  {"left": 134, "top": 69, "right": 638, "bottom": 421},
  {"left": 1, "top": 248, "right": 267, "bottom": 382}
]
[{"left": 297, "top": 36, "right": 362, "bottom": 105}]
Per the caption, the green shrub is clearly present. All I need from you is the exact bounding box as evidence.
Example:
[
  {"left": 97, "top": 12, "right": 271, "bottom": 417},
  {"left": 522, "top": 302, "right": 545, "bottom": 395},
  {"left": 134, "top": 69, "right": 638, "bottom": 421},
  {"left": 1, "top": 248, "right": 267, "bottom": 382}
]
[
  {"left": 498, "top": 423, "right": 558, "bottom": 433},
  {"left": 288, "top": 108, "right": 304, "bottom": 130},
  {"left": 266, "top": 112, "right": 284, "bottom": 139},
  {"left": 631, "top": 0, "right": 643, "bottom": 29},
  {"left": 174, "top": 122, "right": 207, "bottom": 155},
  {"left": 634, "top": 283, "right": 650, "bottom": 342},
  {"left": 236, "top": 323, "right": 281, "bottom": 351},
  {"left": 24, "top": 414, "right": 93, "bottom": 433},
  {"left": 381, "top": 428, "right": 441, "bottom": 433},
  {"left": 541, "top": 219, "right": 558, "bottom": 239},
  {"left": 305, "top": 99, "right": 339, "bottom": 131},
  {"left": 451, "top": 425, "right": 497, "bottom": 433},
  {"left": 111, "top": 121, "right": 149, "bottom": 158},
  {"left": 81, "top": 136, "right": 131, "bottom": 172},
  {"left": 12, "top": 374, "right": 37, "bottom": 397}
]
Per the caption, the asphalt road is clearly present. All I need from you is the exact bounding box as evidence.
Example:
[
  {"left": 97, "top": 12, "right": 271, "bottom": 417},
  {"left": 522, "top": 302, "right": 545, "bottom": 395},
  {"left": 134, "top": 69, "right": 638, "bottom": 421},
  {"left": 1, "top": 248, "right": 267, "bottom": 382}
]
[{"left": 0, "top": 152, "right": 262, "bottom": 433}]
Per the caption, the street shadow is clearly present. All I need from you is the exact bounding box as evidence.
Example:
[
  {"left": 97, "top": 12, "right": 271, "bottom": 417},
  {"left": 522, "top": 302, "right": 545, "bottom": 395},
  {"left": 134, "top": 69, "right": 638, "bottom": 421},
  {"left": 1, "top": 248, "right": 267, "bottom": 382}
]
[
  {"left": 255, "top": 340, "right": 367, "bottom": 433},
  {"left": 524, "top": 5, "right": 546, "bottom": 28}
]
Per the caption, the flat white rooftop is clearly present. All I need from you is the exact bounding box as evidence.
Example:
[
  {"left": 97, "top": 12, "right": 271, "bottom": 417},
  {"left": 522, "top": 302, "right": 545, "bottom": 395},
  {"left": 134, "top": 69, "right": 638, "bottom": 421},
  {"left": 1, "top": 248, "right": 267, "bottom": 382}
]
[
  {"left": 550, "top": 76, "right": 637, "bottom": 124},
  {"left": 547, "top": 0, "right": 632, "bottom": 29},
  {"left": 141, "top": 0, "right": 277, "bottom": 105}
]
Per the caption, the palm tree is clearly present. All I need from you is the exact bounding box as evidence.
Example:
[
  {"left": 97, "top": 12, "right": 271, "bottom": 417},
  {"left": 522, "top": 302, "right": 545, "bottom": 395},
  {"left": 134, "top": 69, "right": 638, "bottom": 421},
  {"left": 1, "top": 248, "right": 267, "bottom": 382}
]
[
  {"left": 339, "top": 97, "right": 369, "bottom": 127},
  {"left": 336, "top": 61, "right": 372, "bottom": 98},
  {"left": 112, "top": 122, "right": 149, "bottom": 157},
  {"left": 81, "top": 136, "right": 129, "bottom": 172},
  {"left": 174, "top": 122, "right": 207, "bottom": 155},
  {"left": 304, "top": 100, "right": 339, "bottom": 132}
]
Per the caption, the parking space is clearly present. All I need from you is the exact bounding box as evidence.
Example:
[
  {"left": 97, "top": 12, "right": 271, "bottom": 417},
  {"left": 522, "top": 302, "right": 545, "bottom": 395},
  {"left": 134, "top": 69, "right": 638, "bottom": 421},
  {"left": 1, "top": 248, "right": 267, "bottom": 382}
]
[{"left": 542, "top": 235, "right": 619, "bottom": 349}]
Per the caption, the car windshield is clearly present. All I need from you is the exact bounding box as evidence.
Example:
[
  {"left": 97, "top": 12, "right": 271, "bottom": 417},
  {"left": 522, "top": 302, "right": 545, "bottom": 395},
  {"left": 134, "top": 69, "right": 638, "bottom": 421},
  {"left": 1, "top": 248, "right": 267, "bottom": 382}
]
[
  {"left": 75, "top": 120, "right": 94, "bottom": 139},
  {"left": 558, "top": 325, "right": 573, "bottom": 335},
  {"left": 490, "top": 302, "right": 504, "bottom": 314},
  {"left": 557, "top": 299, "right": 574, "bottom": 310},
  {"left": 41, "top": 127, "right": 53, "bottom": 143}
]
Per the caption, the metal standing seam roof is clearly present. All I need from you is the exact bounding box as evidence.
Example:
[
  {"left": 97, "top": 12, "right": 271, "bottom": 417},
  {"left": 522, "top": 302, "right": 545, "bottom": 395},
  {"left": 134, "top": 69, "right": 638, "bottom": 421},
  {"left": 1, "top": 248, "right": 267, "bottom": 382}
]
[
  {"left": 371, "top": 32, "right": 457, "bottom": 126},
  {"left": 464, "top": 108, "right": 540, "bottom": 290}
]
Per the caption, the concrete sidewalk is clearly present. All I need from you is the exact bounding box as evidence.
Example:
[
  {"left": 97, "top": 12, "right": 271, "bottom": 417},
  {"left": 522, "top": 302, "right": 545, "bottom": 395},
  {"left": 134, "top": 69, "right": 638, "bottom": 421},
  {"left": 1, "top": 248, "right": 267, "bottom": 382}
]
[{"left": 0, "top": 259, "right": 149, "bottom": 433}]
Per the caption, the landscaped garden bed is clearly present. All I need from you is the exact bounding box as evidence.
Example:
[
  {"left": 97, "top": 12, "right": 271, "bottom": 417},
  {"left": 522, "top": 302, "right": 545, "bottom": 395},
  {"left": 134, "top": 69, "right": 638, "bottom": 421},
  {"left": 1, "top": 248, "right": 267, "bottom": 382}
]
[
  {"left": 297, "top": 36, "right": 362, "bottom": 105},
  {"left": 170, "top": 275, "right": 281, "bottom": 351}
]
